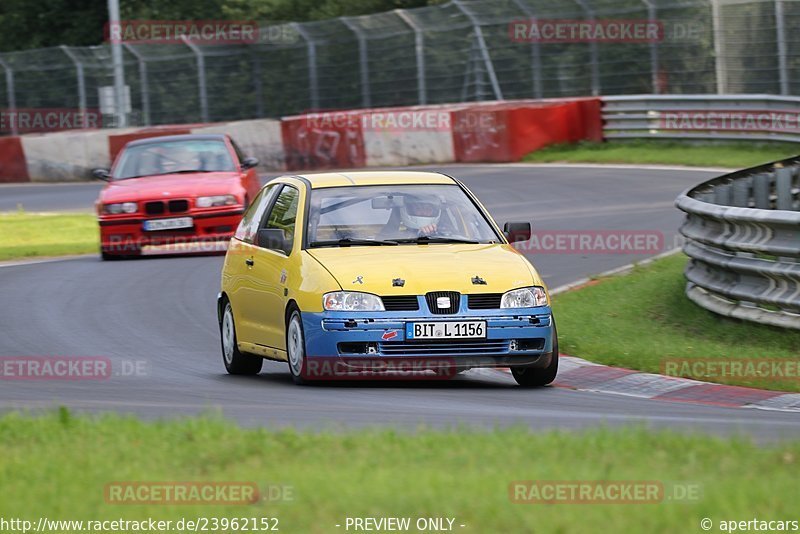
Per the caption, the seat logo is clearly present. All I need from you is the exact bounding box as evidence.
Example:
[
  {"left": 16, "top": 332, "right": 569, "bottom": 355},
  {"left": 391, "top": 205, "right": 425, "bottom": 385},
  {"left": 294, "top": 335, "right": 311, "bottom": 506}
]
[
  {"left": 436, "top": 296, "right": 451, "bottom": 309},
  {"left": 352, "top": 276, "right": 364, "bottom": 284}
]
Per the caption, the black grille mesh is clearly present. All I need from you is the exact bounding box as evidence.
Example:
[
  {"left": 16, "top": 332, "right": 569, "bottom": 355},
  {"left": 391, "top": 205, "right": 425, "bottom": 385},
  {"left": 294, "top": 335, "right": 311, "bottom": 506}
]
[
  {"left": 381, "top": 295, "right": 420, "bottom": 311},
  {"left": 468, "top": 293, "right": 503, "bottom": 309}
]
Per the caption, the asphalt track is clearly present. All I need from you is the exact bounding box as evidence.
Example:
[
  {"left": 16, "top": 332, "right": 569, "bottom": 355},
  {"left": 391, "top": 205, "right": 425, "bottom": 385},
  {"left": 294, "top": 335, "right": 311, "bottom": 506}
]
[{"left": 2, "top": 164, "right": 799, "bottom": 439}]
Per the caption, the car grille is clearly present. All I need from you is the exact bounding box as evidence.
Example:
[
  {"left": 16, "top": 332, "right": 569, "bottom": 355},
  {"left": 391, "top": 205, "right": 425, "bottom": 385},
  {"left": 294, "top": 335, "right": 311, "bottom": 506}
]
[
  {"left": 468, "top": 293, "right": 503, "bottom": 309},
  {"left": 168, "top": 199, "right": 189, "bottom": 213},
  {"left": 380, "top": 339, "right": 510, "bottom": 355},
  {"left": 144, "top": 199, "right": 189, "bottom": 216},
  {"left": 425, "top": 291, "right": 460, "bottom": 314},
  {"left": 144, "top": 201, "right": 165, "bottom": 215},
  {"left": 381, "top": 295, "right": 420, "bottom": 311}
]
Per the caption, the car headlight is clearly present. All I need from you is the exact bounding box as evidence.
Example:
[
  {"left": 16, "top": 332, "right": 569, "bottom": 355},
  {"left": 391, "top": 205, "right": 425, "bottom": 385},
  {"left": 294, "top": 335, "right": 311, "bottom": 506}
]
[
  {"left": 500, "top": 286, "right": 548, "bottom": 308},
  {"left": 323, "top": 292, "right": 385, "bottom": 311},
  {"left": 104, "top": 202, "right": 137, "bottom": 214},
  {"left": 196, "top": 195, "right": 237, "bottom": 208}
]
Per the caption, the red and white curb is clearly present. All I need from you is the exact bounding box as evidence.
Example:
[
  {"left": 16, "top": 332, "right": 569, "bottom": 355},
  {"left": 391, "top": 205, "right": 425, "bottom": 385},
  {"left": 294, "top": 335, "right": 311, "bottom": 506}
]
[{"left": 499, "top": 355, "right": 800, "bottom": 413}]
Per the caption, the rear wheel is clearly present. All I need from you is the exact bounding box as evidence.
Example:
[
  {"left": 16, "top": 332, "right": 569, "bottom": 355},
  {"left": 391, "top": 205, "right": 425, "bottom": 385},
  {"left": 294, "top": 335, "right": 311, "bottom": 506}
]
[
  {"left": 511, "top": 319, "right": 559, "bottom": 387},
  {"left": 220, "top": 301, "right": 263, "bottom": 375},
  {"left": 286, "top": 308, "right": 309, "bottom": 385}
]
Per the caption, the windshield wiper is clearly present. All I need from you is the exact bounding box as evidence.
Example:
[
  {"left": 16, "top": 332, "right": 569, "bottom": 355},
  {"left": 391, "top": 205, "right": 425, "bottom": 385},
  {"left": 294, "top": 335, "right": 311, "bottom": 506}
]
[
  {"left": 118, "top": 169, "right": 219, "bottom": 180},
  {"left": 395, "top": 236, "right": 481, "bottom": 244},
  {"left": 309, "top": 238, "right": 398, "bottom": 247}
]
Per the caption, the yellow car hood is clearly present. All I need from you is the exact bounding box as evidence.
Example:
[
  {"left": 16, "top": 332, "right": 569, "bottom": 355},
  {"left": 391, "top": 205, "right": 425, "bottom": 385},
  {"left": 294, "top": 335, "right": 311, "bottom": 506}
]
[{"left": 307, "top": 243, "right": 543, "bottom": 295}]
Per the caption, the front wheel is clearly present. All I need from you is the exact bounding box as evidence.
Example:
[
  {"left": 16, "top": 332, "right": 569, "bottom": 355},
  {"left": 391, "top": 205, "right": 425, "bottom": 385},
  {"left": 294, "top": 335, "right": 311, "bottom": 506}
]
[
  {"left": 286, "top": 308, "right": 309, "bottom": 385},
  {"left": 511, "top": 319, "right": 559, "bottom": 387},
  {"left": 220, "top": 301, "right": 263, "bottom": 375}
]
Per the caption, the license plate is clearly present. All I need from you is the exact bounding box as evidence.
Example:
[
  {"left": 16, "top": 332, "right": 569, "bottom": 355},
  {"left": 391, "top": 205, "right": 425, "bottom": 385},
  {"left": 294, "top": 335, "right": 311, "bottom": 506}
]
[
  {"left": 143, "top": 217, "right": 193, "bottom": 231},
  {"left": 406, "top": 321, "right": 486, "bottom": 340}
]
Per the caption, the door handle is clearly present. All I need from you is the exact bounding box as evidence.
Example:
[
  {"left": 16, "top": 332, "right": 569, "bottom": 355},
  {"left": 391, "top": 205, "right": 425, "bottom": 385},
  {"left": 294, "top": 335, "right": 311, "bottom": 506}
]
[{"left": 245, "top": 258, "right": 254, "bottom": 267}]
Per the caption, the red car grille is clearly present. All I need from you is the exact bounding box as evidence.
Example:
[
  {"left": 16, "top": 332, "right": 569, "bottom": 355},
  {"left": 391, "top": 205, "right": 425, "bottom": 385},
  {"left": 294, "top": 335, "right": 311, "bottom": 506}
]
[{"left": 144, "top": 200, "right": 189, "bottom": 215}]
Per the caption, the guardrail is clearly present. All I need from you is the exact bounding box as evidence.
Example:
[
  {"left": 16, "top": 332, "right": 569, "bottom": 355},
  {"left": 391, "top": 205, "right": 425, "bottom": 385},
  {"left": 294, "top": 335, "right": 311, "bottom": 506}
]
[
  {"left": 603, "top": 95, "right": 800, "bottom": 143},
  {"left": 675, "top": 156, "right": 800, "bottom": 330}
]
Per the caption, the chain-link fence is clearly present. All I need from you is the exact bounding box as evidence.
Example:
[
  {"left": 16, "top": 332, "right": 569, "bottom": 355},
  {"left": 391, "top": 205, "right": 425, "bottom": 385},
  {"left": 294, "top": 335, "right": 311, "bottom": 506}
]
[{"left": 0, "top": 0, "right": 798, "bottom": 133}]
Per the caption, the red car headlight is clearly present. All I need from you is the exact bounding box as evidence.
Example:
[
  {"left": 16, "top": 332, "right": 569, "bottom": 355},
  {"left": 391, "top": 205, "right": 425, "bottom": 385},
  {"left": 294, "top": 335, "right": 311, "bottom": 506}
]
[{"left": 196, "top": 195, "right": 238, "bottom": 208}]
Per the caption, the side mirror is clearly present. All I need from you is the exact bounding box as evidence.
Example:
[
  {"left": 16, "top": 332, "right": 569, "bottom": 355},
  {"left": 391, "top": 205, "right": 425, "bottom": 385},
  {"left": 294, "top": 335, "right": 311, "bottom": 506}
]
[
  {"left": 92, "top": 168, "right": 111, "bottom": 181},
  {"left": 256, "top": 228, "right": 290, "bottom": 254},
  {"left": 503, "top": 222, "right": 531, "bottom": 243},
  {"left": 240, "top": 157, "right": 259, "bottom": 170}
]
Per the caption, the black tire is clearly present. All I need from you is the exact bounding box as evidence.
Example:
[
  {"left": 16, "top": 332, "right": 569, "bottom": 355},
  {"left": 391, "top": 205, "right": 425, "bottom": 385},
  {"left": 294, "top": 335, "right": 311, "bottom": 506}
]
[
  {"left": 511, "top": 319, "right": 559, "bottom": 387},
  {"left": 286, "top": 307, "right": 310, "bottom": 385},
  {"left": 100, "top": 250, "right": 121, "bottom": 261},
  {"left": 220, "top": 300, "right": 263, "bottom": 375}
]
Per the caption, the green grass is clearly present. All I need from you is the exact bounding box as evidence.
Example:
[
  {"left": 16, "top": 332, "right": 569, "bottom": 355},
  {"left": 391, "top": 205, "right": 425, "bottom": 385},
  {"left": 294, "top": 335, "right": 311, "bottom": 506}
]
[
  {"left": 552, "top": 254, "right": 800, "bottom": 392},
  {"left": 524, "top": 140, "right": 799, "bottom": 168},
  {"left": 1, "top": 411, "right": 798, "bottom": 533},
  {"left": 0, "top": 212, "right": 97, "bottom": 261}
]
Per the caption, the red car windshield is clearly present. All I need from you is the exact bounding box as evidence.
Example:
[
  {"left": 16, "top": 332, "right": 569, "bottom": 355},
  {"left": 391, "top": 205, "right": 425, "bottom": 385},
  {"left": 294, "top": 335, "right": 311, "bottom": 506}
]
[{"left": 114, "top": 140, "right": 237, "bottom": 179}]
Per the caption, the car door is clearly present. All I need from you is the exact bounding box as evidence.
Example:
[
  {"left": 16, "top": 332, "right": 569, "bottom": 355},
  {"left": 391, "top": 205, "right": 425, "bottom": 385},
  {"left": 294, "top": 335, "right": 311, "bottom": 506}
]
[
  {"left": 226, "top": 184, "right": 278, "bottom": 345},
  {"left": 247, "top": 184, "right": 300, "bottom": 351}
]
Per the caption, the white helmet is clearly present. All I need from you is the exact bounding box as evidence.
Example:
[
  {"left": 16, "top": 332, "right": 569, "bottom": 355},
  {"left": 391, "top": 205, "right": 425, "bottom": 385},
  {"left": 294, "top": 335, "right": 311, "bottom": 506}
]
[{"left": 400, "top": 195, "right": 442, "bottom": 230}]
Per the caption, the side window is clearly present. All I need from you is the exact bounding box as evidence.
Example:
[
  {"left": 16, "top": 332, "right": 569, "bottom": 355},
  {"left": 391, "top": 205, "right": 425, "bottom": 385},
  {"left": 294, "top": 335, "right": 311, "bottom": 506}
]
[
  {"left": 261, "top": 186, "right": 300, "bottom": 252},
  {"left": 230, "top": 139, "right": 247, "bottom": 164},
  {"left": 234, "top": 185, "right": 278, "bottom": 243}
]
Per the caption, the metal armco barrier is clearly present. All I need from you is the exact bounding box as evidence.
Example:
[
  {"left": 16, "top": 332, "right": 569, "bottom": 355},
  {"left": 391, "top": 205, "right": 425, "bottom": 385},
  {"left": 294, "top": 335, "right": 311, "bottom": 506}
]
[
  {"left": 675, "top": 156, "right": 800, "bottom": 330},
  {"left": 603, "top": 95, "right": 800, "bottom": 143}
]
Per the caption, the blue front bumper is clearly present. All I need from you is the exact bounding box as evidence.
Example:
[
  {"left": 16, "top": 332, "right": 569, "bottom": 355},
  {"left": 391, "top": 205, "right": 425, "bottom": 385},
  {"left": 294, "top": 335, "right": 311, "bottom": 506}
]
[{"left": 302, "top": 297, "right": 555, "bottom": 370}]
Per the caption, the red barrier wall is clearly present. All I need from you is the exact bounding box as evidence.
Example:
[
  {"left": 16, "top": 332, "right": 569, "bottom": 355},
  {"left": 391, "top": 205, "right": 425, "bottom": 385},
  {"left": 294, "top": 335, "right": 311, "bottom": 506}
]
[
  {"left": 281, "top": 114, "right": 365, "bottom": 171},
  {"left": 0, "top": 137, "right": 29, "bottom": 183},
  {"left": 452, "top": 99, "right": 603, "bottom": 163}
]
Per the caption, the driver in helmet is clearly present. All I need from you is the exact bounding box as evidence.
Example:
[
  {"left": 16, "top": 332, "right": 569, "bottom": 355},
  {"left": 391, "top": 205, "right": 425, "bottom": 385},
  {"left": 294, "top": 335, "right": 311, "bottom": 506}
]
[{"left": 378, "top": 194, "right": 444, "bottom": 238}]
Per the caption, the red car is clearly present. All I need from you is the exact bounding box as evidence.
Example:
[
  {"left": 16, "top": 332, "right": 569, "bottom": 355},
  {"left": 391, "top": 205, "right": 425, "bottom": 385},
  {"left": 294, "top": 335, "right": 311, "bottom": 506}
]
[{"left": 93, "top": 134, "right": 261, "bottom": 260}]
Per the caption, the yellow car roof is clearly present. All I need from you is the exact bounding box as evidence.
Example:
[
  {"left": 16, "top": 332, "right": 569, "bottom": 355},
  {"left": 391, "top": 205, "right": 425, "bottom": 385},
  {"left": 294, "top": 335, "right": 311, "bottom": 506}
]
[{"left": 292, "top": 171, "right": 456, "bottom": 189}]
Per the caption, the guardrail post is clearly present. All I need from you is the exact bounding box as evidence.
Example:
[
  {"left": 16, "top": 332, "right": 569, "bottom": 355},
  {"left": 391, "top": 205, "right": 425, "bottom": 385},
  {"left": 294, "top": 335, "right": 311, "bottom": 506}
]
[
  {"left": 775, "top": 0, "right": 789, "bottom": 95},
  {"left": 453, "top": 0, "right": 504, "bottom": 101},
  {"left": 182, "top": 37, "right": 209, "bottom": 123},
  {"left": 732, "top": 178, "right": 751, "bottom": 207},
  {"left": 511, "top": 0, "right": 543, "bottom": 99},
  {"left": 714, "top": 183, "right": 732, "bottom": 205},
  {"left": 395, "top": 9, "right": 427, "bottom": 105},
  {"left": 0, "top": 57, "right": 17, "bottom": 135},
  {"left": 122, "top": 43, "right": 150, "bottom": 126},
  {"left": 60, "top": 46, "right": 88, "bottom": 120},
  {"left": 342, "top": 18, "right": 371, "bottom": 108},
  {"left": 293, "top": 23, "right": 320, "bottom": 111},
  {"left": 775, "top": 167, "right": 793, "bottom": 210},
  {"left": 753, "top": 173, "right": 771, "bottom": 209}
]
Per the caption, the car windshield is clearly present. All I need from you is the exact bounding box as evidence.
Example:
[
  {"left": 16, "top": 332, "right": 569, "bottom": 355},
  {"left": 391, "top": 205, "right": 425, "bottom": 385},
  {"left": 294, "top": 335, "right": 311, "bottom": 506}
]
[
  {"left": 113, "top": 139, "right": 236, "bottom": 179},
  {"left": 307, "top": 184, "right": 500, "bottom": 246}
]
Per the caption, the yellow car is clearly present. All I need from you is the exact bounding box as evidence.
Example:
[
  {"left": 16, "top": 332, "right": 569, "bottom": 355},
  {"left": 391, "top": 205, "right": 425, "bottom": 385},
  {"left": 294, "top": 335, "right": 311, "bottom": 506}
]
[{"left": 217, "top": 171, "right": 557, "bottom": 387}]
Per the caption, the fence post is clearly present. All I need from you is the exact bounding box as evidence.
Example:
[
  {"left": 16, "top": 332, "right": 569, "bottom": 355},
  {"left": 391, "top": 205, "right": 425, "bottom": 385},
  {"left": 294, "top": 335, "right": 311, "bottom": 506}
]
[
  {"left": 395, "top": 9, "right": 427, "bottom": 105},
  {"left": 182, "top": 37, "right": 209, "bottom": 123},
  {"left": 453, "top": 0, "right": 503, "bottom": 101},
  {"left": 342, "top": 17, "right": 371, "bottom": 108},
  {"left": 641, "top": 0, "right": 660, "bottom": 94},
  {"left": 510, "top": 0, "right": 543, "bottom": 99},
  {"left": 0, "top": 57, "right": 17, "bottom": 135},
  {"left": 574, "top": 0, "right": 600, "bottom": 96},
  {"left": 293, "top": 23, "right": 320, "bottom": 111},
  {"left": 60, "top": 46, "right": 88, "bottom": 119},
  {"left": 775, "top": 0, "right": 789, "bottom": 95},
  {"left": 711, "top": 0, "right": 728, "bottom": 94},
  {"left": 122, "top": 43, "right": 150, "bottom": 126}
]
